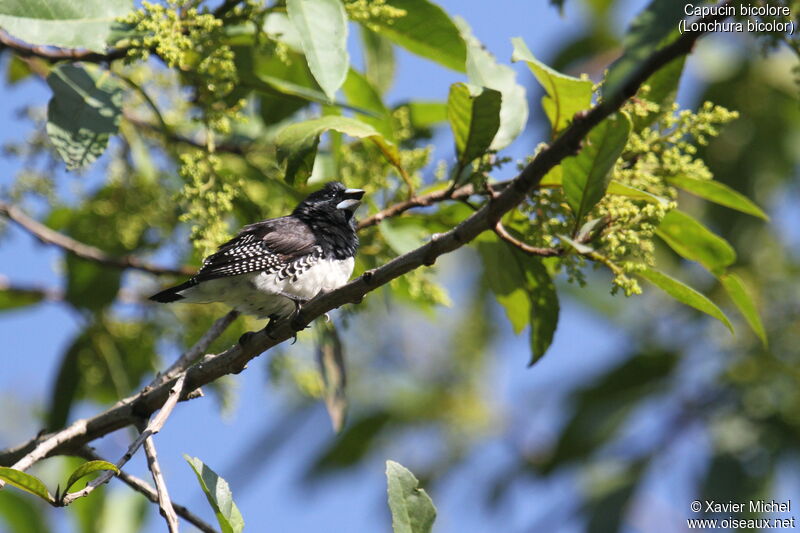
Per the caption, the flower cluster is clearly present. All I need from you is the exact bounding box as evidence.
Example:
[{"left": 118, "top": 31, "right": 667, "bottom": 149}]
[
  {"left": 176, "top": 151, "right": 242, "bottom": 257},
  {"left": 520, "top": 94, "right": 738, "bottom": 296},
  {"left": 119, "top": 1, "right": 243, "bottom": 133},
  {"left": 344, "top": 0, "right": 407, "bottom": 30}
]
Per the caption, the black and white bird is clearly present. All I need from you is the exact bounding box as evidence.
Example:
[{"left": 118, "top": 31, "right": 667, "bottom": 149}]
[{"left": 149, "top": 182, "right": 364, "bottom": 321}]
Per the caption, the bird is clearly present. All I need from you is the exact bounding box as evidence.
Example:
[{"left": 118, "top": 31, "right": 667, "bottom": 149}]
[{"left": 149, "top": 181, "right": 364, "bottom": 328}]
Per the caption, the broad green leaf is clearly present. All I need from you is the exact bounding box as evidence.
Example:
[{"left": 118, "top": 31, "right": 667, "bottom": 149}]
[
  {"left": 638, "top": 268, "right": 733, "bottom": 332},
  {"left": 512, "top": 37, "right": 593, "bottom": 134},
  {"left": 0, "top": 0, "right": 132, "bottom": 52},
  {"left": 386, "top": 461, "right": 437, "bottom": 533},
  {"left": 656, "top": 210, "right": 736, "bottom": 275},
  {"left": 185, "top": 456, "right": 244, "bottom": 533},
  {"left": 0, "top": 286, "right": 44, "bottom": 312},
  {"left": 562, "top": 113, "right": 631, "bottom": 229},
  {"left": 0, "top": 468, "right": 53, "bottom": 503},
  {"left": 343, "top": 69, "right": 394, "bottom": 140},
  {"left": 63, "top": 461, "right": 118, "bottom": 494},
  {"left": 367, "top": 0, "right": 466, "bottom": 72},
  {"left": 447, "top": 82, "right": 502, "bottom": 172},
  {"left": 286, "top": 0, "right": 349, "bottom": 101},
  {"left": 316, "top": 321, "right": 347, "bottom": 432},
  {"left": 361, "top": 26, "right": 395, "bottom": 95},
  {"left": 603, "top": 0, "right": 681, "bottom": 97},
  {"left": 607, "top": 181, "right": 669, "bottom": 205},
  {"left": 407, "top": 102, "right": 448, "bottom": 128},
  {"left": 667, "top": 175, "right": 768, "bottom": 220},
  {"left": 46, "top": 64, "right": 122, "bottom": 170},
  {"left": 262, "top": 12, "right": 303, "bottom": 52},
  {"left": 459, "top": 19, "right": 527, "bottom": 150},
  {"left": 477, "top": 234, "right": 559, "bottom": 363},
  {"left": 276, "top": 116, "right": 395, "bottom": 184},
  {"left": 720, "top": 273, "right": 767, "bottom": 347},
  {"left": 0, "top": 490, "right": 49, "bottom": 533}
]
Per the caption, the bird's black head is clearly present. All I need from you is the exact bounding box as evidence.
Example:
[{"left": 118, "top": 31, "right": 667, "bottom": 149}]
[
  {"left": 293, "top": 181, "right": 364, "bottom": 221},
  {"left": 293, "top": 181, "right": 364, "bottom": 258}
]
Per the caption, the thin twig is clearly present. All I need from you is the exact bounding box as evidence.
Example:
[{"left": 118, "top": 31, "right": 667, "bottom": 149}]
[
  {"left": 142, "top": 435, "right": 179, "bottom": 533},
  {"left": 0, "top": 30, "right": 128, "bottom": 63},
  {"left": 0, "top": 5, "right": 730, "bottom": 471},
  {"left": 493, "top": 222, "right": 562, "bottom": 257},
  {"left": 78, "top": 448, "right": 219, "bottom": 533},
  {"left": 56, "top": 374, "right": 187, "bottom": 505},
  {"left": 0, "top": 201, "right": 192, "bottom": 277}
]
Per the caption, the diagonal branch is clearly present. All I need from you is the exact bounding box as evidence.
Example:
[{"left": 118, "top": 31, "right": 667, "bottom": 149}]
[
  {"left": 493, "top": 222, "right": 562, "bottom": 257},
  {"left": 0, "top": 200, "right": 193, "bottom": 277},
  {"left": 142, "top": 435, "right": 179, "bottom": 533},
  {"left": 77, "top": 447, "right": 219, "bottom": 533},
  {"left": 0, "top": 8, "right": 729, "bottom": 470},
  {"left": 0, "top": 30, "right": 128, "bottom": 63}
]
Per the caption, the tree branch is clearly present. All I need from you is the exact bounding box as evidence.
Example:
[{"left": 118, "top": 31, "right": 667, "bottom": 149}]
[
  {"left": 77, "top": 448, "right": 219, "bottom": 533},
  {"left": 0, "top": 30, "right": 128, "bottom": 63},
  {"left": 142, "top": 434, "right": 179, "bottom": 533},
  {"left": 0, "top": 200, "right": 193, "bottom": 277},
  {"left": 0, "top": 8, "right": 728, "bottom": 470},
  {"left": 493, "top": 222, "right": 562, "bottom": 257}
]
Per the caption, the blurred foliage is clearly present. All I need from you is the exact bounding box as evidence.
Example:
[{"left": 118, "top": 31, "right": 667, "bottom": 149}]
[{"left": 0, "top": 0, "right": 797, "bottom": 531}]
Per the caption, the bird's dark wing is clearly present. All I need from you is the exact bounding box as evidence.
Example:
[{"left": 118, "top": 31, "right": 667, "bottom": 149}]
[{"left": 194, "top": 216, "right": 319, "bottom": 282}]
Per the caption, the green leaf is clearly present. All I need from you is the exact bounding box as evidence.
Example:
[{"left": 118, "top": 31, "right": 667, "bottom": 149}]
[
  {"left": 184, "top": 456, "right": 244, "bottom": 533},
  {"left": 315, "top": 321, "right": 347, "bottom": 432},
  {"left": 276, "top": 116, "right": 394, "bottom": 184},
  {"left": 46, "top": 64, "right": 122, "bottom": 170},
  {"left": 638, "top": 268, "right": 733, "bottom": 332},
  {"left": 0, "top": 286, "right": 45, "bottom": 312},
  {"left": 512, "top": 37, "right": 593, "bottom": 134},
  {"left": 447, "top": 82, "right": 502, "bottom": 173},
  {"left": 0, "top": 0, "right": 132, "bottom": 52},
  {"left": 342, "top": 69, "right": 394, "bottom": 140},
  {"left": 0, "top": 468, "right": 53, "bottom": 504},
  {"left": 667, "top": 175, "right": 769, "bottom": 220},
  {"left": 367, "top": 0, "right": 466, "bottom": 72},
  {"left": 360, "top": 26, "right": 395, "bottom": 95},
  {"left": 0, "top": 490, "right": 49, "bottom": 533},
  {"left": 603, "top": 0, "right": 682, "bottom": 97},
  {"left": 632, "top": 56, "right": 685, "bottom": 130},
  {"left": 656, "top": 210, "right": 736, "bottom": 275},
  {"left": 386, "top": 461, "right": 437, "bottom": 533},
  {"left": 63, "top": 461, "right": 119, "bottom": 493},
  {"left": 477, "top": 234, "right": 559, "bottom": 364},
  {"left": 286, "top": 0, "right": 349, "bottom": 101},
  {"left": 719, "top": 273, "right": 767, "bottom": 347},
  {"left": 459, "top": 19, "right": 527, "bottom": 150},
  {"left": 379, "top": 218, "right": 427, "bottom": 255},
  {"left": 406, "top": 101, "right": 448, "bottom": 128},
  {"left": 562, "top": 112, "right": 631, "bottom": 229},
  {"left": 607, "top": 181, "right": 669, "bottom": 205},
  {"left": 46, "top": 334, "right": 82, "bottom": 430},
  {"left": 64, "top": 255, "right": 121, "bottom": 311}
]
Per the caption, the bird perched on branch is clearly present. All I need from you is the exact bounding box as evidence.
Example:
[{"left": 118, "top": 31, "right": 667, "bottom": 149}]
[{"left": 150, "top": 182, "right": 364, "bottom": 326}]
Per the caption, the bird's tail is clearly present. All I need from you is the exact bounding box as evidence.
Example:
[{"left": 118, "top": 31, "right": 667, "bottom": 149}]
[{"left": 149, "top": 279, "right": 196, "bottom": 303}]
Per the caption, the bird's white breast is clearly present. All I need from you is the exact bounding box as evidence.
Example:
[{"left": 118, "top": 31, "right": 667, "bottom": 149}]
[{"left": 177, "top": 257, "right": 355, "bottom": 318}]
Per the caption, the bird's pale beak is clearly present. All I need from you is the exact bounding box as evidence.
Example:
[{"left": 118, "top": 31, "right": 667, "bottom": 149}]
[{"left": 337, "top": 189, "right": 365, "bottom": 211}]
